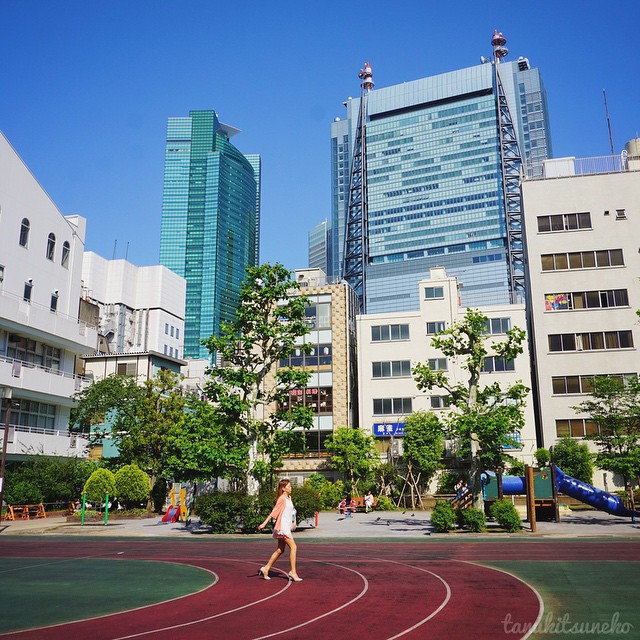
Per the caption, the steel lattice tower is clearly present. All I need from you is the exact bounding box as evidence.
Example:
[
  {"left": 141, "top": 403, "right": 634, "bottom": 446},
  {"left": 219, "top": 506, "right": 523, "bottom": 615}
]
[
  {"left": 491, "top": 31, "right": 526, "bottom": 304},
  {"left": 342, "top": 62, "right": 373, "bottom": 313}
]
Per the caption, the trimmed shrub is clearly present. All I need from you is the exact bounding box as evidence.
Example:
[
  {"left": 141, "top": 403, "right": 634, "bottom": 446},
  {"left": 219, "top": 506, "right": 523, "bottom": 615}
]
[
  {"left": 291, "top": 485, "right": 321, "bottom": 522},
  {"left": 114, "top": 465, "right": 149, "bottom": 509},
  {"left": 430, "top": 500, "right": 457, "bottom": 532},
  {"left": 534, "top": 448, "right": 551, "bottom": 468},
  {"left": 318, "top": 480, "right": 344, "bottom": 510},
  {"left": 196, "top": 492, "right": 246, "bottom": 534},
  {"left": 83, "top": 468, "right": 116, "bottom": 504},
  {"left": 490, "top": 499, "right": 522, "bottom": 532},
  {"left": 374, "top": 495, "right": 395, "bottom": 511},
  {"left": 460, "top": 507, "right": 486, "bottom": 533}
]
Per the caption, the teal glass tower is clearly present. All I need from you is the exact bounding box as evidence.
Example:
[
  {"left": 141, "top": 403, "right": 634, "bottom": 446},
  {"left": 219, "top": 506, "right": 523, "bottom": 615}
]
[{"left": 160, "top": 110, "right": 260, "bottom": 359}]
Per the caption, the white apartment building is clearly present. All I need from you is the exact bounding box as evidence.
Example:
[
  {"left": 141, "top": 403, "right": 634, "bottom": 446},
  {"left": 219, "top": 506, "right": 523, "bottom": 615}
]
[
  {"left": 357, "top": 267, "right": 537, "bottom": 471},
  {"left": 82, "top": 251, "right": 185, "bottom": 359},
  {"left": 522, "top": 148, "right": 640, "bottom": 489},
  {"left": 0, "top": 132, "right": 97, "bottom": 459}
]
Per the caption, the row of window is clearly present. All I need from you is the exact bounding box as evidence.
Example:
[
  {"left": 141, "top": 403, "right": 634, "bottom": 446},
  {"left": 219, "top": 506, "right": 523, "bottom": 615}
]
[
  {"left": 544, "top": 289, "right": 628, "bottom": 311},
  {"left": 548, "top": 330, "right": 633, "bottom": 352},
  {"left": 164, "top": 323, "right": 180, "bottom": 339},
  {"left": 370, "top": 318, "right": 512, "bottom": 342},
  {"left": 371, "top": 323, "right": 410, "bottom": 342},
  {"left": 541, "top": 249, "right": 623, "bottom": 271},
  {"left": 20, "top": 281, "right": 60, "bottom": 311},
  {"left": 163, "top": 345, "right": 180, "bottom": 359},
  {"left": 6, "top": 334, "right": 62, "bottom": 370},
  {"left": 281, "top": 387, "right": 333, "bottom": 414},
  {"left": 280, "top": 344, "right": 332, "bottom": 368},
  {"left": 19, "top": 219, "right": 71, "bottom": 267},
  {"left": 370, "top": 356, "right": 513, "bottom": 378},
  {"left": 537, "top": 212, "right": 591, "bottom": 232},
  {"left": 552, "top": 373, "right": 635, "bottom": 395}
]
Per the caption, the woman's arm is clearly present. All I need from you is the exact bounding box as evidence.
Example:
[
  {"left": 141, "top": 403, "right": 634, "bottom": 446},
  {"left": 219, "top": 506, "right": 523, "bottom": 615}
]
[{"left": 258, "top": 494, "right": 286, "bottom": 530}]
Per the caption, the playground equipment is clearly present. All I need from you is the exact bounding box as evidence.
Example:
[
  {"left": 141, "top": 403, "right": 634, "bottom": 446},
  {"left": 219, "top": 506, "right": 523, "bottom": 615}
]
[
  {"left": 161, "top": 484, "right": 189, "bottom": 523},
  {"left": 482, "top": 464, "right": 640, "bottom": 531}
]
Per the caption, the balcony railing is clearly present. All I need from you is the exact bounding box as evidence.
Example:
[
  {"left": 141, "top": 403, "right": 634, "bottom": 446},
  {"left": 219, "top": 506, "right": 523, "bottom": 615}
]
[
  {"left": 0, "top": 353, "right": 92, "bottom": 390},
  {"left": 525, "top": 153, "right": 638, "bottom": 180}
]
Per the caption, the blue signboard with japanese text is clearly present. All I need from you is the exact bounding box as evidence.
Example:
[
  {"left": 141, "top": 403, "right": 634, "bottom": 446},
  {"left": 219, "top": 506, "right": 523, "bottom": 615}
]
[{"left": 373, "top": 423, "right": 406, "bottom": 437}]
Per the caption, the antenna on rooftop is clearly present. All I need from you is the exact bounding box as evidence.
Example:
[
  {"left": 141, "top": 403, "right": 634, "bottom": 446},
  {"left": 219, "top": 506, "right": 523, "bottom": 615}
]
[
  {"left": 112, "top": 239, "right": 117, "bottom": 260},
  {"left": 603, "top": 90, "right": 615, "bottom": 155}
]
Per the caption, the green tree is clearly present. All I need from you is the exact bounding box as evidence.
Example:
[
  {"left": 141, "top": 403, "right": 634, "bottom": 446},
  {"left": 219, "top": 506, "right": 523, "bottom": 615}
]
[
  {"left": 114, "top": 464, "right": 150, "bottom": 509},
  {"left": 325, "top": 427, "right": 378, "bottom": 494},
  {"left": 412, "top": 308, "right": 529, "bottom": 508},
  {"left": 573, "top": 375, "right": 640, "bottom": 505},
  {"left": 203, "top": 263, "right": 314, "bottom": 491},
  {"left": 83, "top": 468, "right": 116, "bottom": 504},
  {"left": 402, "top": 411, "right": 444, "bottom": 492},
  {"left": 72, "top": 369, "right": 187, "bottom": 510},
  {"left": 164, "top": 397, "right": 250, "bottom": 492},
  {"left": 551, "top": 436, "right": 593, "bottom": 484}
]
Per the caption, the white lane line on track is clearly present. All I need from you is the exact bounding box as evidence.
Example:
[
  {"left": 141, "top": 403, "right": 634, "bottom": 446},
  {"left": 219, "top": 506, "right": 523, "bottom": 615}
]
[
  {"left": 110, "top": 560, "right": 292, "bottom": 640},
  {"left": 251, "top": 561, "right": 369, "bottom": 640},
  {"left": 462, "top": 561, "right": 544, "bottom": 640},
  {"left": 378, "top": 559, "right": 452, "bottom": 640}
]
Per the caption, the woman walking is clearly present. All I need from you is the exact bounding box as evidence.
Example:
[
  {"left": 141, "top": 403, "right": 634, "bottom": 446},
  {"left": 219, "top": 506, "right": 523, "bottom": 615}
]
[{"left": 257, "top": 479, "right": 303, "bottom": 581}]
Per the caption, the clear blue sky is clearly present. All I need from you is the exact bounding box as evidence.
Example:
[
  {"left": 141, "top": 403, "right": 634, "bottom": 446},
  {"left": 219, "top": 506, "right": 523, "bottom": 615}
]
[{"left": 2, "top": 1, "right": 638, "bottom": 272}]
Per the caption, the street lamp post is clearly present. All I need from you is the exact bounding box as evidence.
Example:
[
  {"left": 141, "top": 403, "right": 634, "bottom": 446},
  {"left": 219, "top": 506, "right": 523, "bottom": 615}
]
[{"left": 0, "top": 388, "right": 16, "bottom": 524}]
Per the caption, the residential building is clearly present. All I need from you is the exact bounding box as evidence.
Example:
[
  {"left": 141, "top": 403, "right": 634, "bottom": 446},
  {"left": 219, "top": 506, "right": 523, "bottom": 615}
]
[
  {"left": 81, "top": 251, "right": 186, "bottom": 359},
  {"left": 276, "top": 269, "right": 359, "bottom": 483},
  {"left": 159, "top": 110, "right": 260, "bottom": 360},
  {"left": 0, "top": 131, "right": 97, "bottom": 460},
  {"left": 522, "top": 146, "right": 640, "bottom": 489},
  {"left": 357, "top": 267, "right": 537, "bottom": 474},
  {"left": 329, "top": 56, "right": 551, "bottom": 313}
]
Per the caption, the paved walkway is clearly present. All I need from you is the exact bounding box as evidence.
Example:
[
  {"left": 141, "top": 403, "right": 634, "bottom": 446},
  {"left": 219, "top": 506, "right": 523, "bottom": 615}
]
[{"left": 2, "top": 508, "right": 640, "bottom": 539}]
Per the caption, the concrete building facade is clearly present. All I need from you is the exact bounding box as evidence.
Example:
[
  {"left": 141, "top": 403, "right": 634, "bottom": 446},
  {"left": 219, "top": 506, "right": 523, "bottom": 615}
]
[{"left": 0, "top": 132, "right": 97, "bottom": 460}]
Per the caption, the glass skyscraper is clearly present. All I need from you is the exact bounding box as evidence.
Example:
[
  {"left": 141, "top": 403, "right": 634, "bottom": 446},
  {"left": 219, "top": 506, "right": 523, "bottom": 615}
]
[
  {"left": 160, "top": 110, "right": 260, "bottom": 359},
  {"left": 329, "top": 59, "right": 551, "bottom": 313}
]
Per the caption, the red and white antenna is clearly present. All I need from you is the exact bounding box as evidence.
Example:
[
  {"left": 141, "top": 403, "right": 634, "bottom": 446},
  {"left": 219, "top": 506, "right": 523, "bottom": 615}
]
[
  {"left": 491, "top": 30, "right": 509, "bottom": 63},
  {"left": 359, "top": 62, "right": 374, "bottom": 92}
]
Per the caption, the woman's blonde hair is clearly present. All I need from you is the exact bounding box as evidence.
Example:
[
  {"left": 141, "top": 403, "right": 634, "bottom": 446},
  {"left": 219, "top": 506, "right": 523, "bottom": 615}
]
[{"left": 276, "top": 478, "right": 291, "bottom": 498}]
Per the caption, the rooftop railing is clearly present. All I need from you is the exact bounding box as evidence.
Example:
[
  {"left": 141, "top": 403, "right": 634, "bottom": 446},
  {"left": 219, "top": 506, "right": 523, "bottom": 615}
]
[{"left": 525, "top": 152, "right": 639, "bottom": 180}]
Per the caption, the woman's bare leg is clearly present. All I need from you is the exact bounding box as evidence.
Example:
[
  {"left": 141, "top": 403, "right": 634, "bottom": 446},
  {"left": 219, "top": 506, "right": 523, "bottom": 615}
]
[
  {"left": 264, "top": 539, "right": 286, "bottom": 573},
  {"left": 284, "top": 537, "right": 299, "bottom": 577}
]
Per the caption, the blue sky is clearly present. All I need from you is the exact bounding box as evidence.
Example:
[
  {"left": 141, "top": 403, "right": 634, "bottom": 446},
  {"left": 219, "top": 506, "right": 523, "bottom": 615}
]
[{"left": 2, "top": 1, "right": 638, "bottom": 272}]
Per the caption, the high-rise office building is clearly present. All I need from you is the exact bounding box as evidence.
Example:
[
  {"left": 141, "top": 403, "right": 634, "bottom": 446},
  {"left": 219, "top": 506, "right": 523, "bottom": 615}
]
[
  {"left": 308, "top": 219, "right": 330, "bottom": 273},
  {"left": 329, "top": 55, "right": 551, "bottom": 314},
  {"left": 160, "top": 110, "right": 260, "bottom": 359}
]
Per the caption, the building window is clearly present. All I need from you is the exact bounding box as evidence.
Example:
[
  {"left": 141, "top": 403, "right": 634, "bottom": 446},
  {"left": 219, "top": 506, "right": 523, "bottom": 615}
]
[
  {"left": 430, "top": 395, "right": 450, "bottom": 409},
  {"left": 19, "top": 218, "right": 30, "bottom": 247},
  {"left": 61, "top": 241, "right": 70, "bottom": 268},
  {"left": 425, "top": 286, "right": 444, "bottom": 300},
  {"left": 373, "top": 397, "right": 413, "bottom": 415},
  {"left": 371, "top": 323, "right": 409, "bottom": 342},
  {"left": 615, "top": 209, "right": 626, "bottom": 220},
  {"left": 283, "top": 387, "right": 333, "bottom": 414},
  {"left": 555, "top": 418, "right": 599, "bottom": 438},
  {"left": 428, "top": 358, "right": 448, "bottom": 371},
  {"left": 50, "top": 292, "right": 59, "bottom": 312},
  {"left": 165, "top": 323, "right": 169, "bottom": 334},
  {"left": 483, "top": 318, "right": 511, "bottom": 334},
  {"left": 372, "top": 360, "right": 412, "bottom": 378},
  {"left": 176, "top": 328, "right": 180, "bottom": 340},
  {"left": 552, "top": 373, "right": 636, "bottom": 395},
  {"left": 0, "top": 265, "right": 4, "bottom": 284},
  {"left": 537, "top": 212, "right": 591, "bottom": 232},
  {"left": 426, "top": 321, "right": 446, "bottom": 335},
  {"left": 170, "top": 326, "right": 174, "bottom": 337},
  {"left": 116, "top": 363, "right": 136, "bottom": 375},
  {"left": 15, "top": 399, "right": 56, "bottom": 430},
  {"left": 548, "top": 330, "right": 634, "bottom": 352},
  {"left": 46, "top": 233, "right": 56, "bottom": 261},
  {"left": 23, "top": 281, "right": 33, "bottom": 302},
  {"left": 544, "top": 289, "right": 628, "bottom": 311},
  {"left": 482, "top": 356, "right": 515, "bottom": 372},
  {"left": 541, "top": 249, "right": 623, "bottom": 271},
  {"left": 43, "top": 345, "right": 61, "bottom": 371}
]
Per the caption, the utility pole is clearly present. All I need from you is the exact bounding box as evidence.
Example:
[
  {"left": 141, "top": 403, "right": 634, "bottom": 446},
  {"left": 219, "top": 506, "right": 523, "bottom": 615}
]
[{"left": 0, "top": 388, "right": 16, "bottom": 524}]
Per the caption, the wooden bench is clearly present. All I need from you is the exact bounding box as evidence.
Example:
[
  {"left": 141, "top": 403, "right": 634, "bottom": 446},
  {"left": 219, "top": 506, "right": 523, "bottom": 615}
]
[{"left": 5, "top": 503, "right": 47, "bottom": 521}]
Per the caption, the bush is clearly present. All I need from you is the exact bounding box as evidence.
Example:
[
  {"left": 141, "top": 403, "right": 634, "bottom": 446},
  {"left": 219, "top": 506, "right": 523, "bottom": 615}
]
[
  {"left": 534, "top": 448, "right": 551, "bottom": 467},
  {"left": 83, "top": 468, "right": 116, "bottom": 504},
  {"left": 5, "top": 480, "right": 43, "bottom": 505},
  {"left": 291, "top": 485, "right": 321, "bottom": 522},
  {"left": 437, "top": 471, "right": 464, "bottom": 494},
  {"left": 318, "top": 480, "right": 344, "bottom": 510},
  {"left": 490, "top": 499, "right": 522, "bottom": 532},
  {"left": 551, "top": 437, "right": 594, "bottom": 483},
  {"left": 196, "top": 492, "right": 246, "bottom": 533},
  {"left": 459, "top": 507, "right": 486, "bottom": 533},
  {"left": 506, "top": 458, "right": 525, "bottom": 476},
  {"left": 304, "top": 473, "right": 327, "bottom": 493},
  {"left": 114, "top": 465, "right": 149, "bottom": 509},
  {"left": 374, "top": 495, "right": 395, "bottom": 511},
  {"left": 430, "top": 500, "right": 457, "bottom": 532}
]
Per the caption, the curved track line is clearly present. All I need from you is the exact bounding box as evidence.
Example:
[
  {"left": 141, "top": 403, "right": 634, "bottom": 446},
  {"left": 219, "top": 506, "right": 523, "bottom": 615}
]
[
  {"left": 111, "top": 560, "right": 292, "bottom": 640},
  {"left": 250, "top": 561, "right": 369, "bottom": 640},
  {"left": 465, "top": 561, "right": 545, "bottom": 640},
  {"left": 380, "top": 559, "right": 452, "bottom": 639}
]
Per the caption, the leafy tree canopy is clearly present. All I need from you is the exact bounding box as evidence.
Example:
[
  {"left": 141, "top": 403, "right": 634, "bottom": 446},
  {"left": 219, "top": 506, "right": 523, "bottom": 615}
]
[{"left": 325, "top": 427, "right": 378, "bottom": 494}]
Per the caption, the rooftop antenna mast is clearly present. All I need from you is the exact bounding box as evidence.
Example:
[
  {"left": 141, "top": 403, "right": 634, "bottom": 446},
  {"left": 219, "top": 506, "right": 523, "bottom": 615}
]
[
  {"left": 603, "top": 90, "right": 615, "bottom": 155},
  {"left": 342, "top": 62, "right": 374, "bottom": 313},
  {"left": 492, "top": 30, "right": 526, "bottom": 303}
]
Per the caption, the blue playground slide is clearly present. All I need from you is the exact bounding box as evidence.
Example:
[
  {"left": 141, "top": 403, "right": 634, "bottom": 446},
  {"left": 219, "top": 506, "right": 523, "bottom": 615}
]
[
  {"left": 483, "top": 468, "right": 640, "bottom": 517},
  {"left": 555, "top": 467, "right": 640, "bottom": 518}
]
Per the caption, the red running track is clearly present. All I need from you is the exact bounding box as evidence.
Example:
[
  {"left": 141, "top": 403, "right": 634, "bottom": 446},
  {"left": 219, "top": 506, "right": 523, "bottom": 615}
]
[{"left": 3, "top": 538, "right": 637, "bottom": 640}]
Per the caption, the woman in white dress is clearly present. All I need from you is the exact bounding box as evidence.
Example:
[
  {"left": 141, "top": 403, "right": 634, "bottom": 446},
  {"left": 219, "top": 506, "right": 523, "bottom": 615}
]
[{"left": 258, "top": 479, "right": 302, "bottom": 581}]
